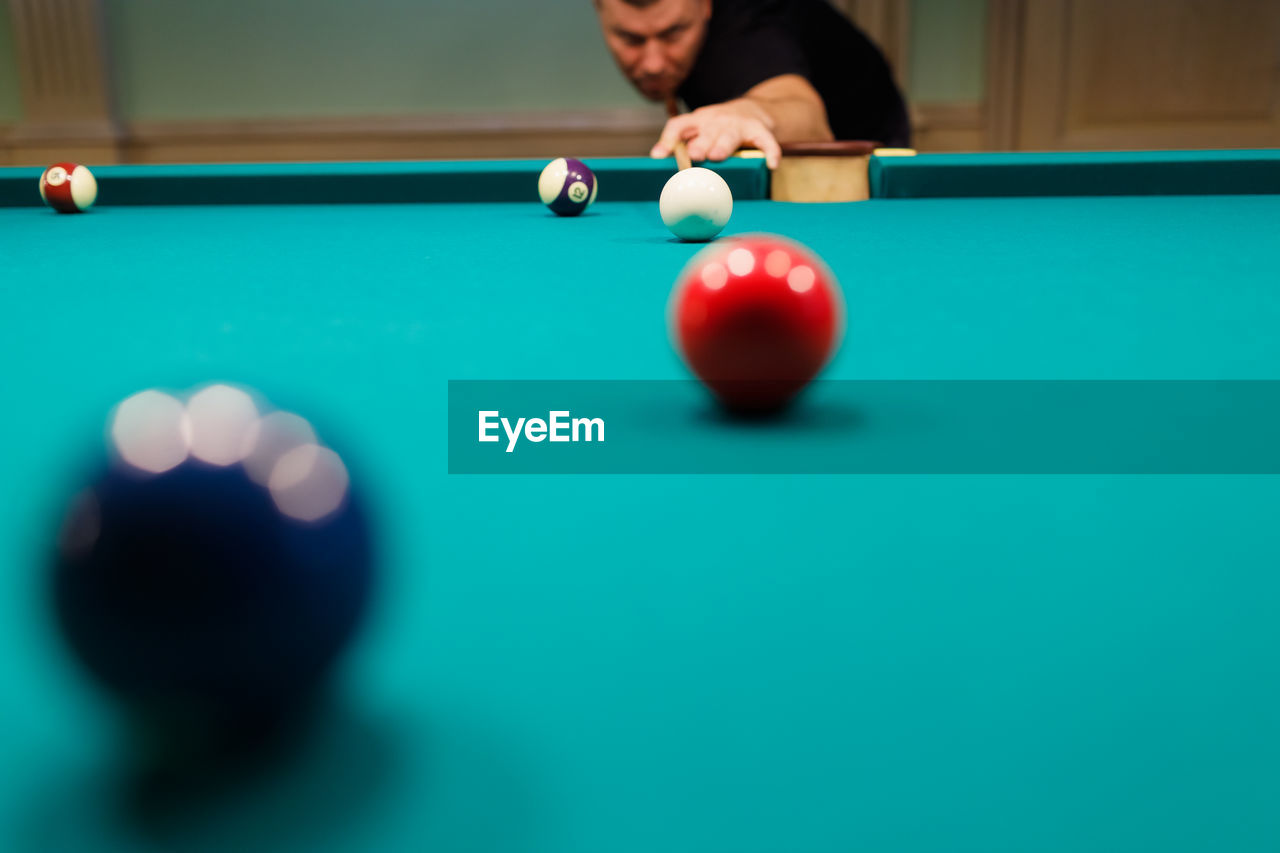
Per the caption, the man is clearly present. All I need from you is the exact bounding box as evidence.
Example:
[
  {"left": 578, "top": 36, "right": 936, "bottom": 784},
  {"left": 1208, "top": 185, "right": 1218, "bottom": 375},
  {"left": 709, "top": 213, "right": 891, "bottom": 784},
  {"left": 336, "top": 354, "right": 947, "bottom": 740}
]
[{"left": 595, "top": 0, "right": 910, "bottom": 169}]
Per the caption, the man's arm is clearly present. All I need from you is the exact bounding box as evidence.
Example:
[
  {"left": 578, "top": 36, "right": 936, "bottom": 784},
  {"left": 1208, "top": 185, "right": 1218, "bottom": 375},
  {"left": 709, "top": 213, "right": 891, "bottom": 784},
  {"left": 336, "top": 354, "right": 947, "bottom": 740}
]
[{"left": 650, "top": 74, "right": 833, "bottom": 169}]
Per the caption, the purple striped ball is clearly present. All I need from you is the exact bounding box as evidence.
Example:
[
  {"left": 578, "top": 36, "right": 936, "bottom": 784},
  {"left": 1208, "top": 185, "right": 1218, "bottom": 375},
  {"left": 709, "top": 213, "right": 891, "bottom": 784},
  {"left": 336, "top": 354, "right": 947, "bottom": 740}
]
[{"left": 538, "top": 158, "right": 598, "bottom": 216}]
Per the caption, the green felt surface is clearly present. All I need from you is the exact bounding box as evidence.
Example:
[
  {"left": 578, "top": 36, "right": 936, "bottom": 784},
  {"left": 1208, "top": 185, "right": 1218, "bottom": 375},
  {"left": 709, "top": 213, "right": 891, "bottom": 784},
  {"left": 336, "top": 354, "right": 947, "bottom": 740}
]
[{"left": 2, "top": 179, "right": 1280, "bottom": 851}]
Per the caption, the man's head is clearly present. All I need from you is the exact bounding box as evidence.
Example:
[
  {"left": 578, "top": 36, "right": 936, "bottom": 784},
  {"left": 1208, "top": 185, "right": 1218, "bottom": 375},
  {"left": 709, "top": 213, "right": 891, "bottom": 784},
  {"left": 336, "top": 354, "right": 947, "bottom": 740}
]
[{"left": 594, "top": 0, "right": 712, "bottom": 102}]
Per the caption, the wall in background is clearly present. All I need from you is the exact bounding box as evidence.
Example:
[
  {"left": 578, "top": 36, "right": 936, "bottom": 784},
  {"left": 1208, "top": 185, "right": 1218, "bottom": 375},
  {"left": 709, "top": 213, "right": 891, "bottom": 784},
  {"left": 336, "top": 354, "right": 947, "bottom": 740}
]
[
  {"left": 104, "top": 0, "right": 987, "bottom": 121},
  {"left": 104, "top": 0, "right": 649, "bottom": 121},
  {"left": 908, "top": 0, "right": 986, "bottom": 103},
  {"left": 4, "top": 0, "right": 995, "bottom": 162},
  {"left": 9, "top": 2, "right": 1269, "bottom": 160},
  {"left": 0, "top": 3, "right": 21, "bottom": 122}
]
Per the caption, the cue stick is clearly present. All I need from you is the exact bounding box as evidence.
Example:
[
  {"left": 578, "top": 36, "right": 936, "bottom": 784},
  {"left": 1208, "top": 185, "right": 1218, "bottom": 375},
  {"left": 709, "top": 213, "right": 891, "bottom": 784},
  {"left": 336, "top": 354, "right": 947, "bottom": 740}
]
[{"left": 665, "top": 98, "right": 693, "bottom": 171}]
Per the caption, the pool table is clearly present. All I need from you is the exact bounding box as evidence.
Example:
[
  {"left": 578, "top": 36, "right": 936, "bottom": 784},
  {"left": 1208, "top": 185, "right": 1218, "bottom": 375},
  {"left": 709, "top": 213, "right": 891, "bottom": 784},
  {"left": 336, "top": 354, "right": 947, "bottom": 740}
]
[{"left": 2, "top": 150, "right": 1280, "bottom": 852}]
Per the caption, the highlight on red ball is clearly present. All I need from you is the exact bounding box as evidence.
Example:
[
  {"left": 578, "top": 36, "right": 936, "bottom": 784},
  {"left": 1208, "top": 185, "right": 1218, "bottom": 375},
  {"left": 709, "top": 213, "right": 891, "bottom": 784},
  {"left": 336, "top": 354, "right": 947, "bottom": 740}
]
[
  {"left": 669, "top": 233, "right": 845, "bottom": 413},
  {"left": 39, "top": 162, "right": 98, "bottom": 213}
]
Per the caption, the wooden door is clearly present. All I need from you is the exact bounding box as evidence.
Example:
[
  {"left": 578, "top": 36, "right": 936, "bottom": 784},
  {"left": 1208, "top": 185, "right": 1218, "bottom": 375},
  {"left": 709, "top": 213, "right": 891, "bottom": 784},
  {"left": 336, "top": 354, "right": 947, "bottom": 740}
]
[{"left": 1015, "top": 0, "right": 1280, "bottom": 150}]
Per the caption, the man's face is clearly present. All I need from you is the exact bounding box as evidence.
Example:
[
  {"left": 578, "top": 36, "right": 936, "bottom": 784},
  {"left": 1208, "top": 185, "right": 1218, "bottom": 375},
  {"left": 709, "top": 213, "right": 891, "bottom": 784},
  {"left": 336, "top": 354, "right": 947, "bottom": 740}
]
[{"left": 596, "top": 0, "right": 711, "bottom": 101}]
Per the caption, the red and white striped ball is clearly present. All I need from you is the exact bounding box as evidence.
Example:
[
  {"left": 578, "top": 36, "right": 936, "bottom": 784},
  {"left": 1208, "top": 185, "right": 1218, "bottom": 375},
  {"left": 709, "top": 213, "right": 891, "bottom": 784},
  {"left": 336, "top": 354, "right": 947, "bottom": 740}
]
[{"left": 39, "top": 163, "right": 98, "bottom": 213}]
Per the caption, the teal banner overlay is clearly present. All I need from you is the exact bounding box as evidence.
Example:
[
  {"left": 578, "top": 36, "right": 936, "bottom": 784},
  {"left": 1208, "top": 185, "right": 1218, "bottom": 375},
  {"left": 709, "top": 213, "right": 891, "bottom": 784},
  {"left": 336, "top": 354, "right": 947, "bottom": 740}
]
[{"left": 449, "top": 380, "right": 1280, "bottom": 474}]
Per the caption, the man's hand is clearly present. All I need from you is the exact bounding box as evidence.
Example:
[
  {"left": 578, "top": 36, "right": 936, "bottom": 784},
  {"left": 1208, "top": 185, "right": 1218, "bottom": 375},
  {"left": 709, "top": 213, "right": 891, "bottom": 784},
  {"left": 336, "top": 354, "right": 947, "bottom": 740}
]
[
  {"left": 650, "top": 75, "right": 834, "bottom": 170},
  {"left": 650, "top": 99, "right": 782, "bottom": 168}
]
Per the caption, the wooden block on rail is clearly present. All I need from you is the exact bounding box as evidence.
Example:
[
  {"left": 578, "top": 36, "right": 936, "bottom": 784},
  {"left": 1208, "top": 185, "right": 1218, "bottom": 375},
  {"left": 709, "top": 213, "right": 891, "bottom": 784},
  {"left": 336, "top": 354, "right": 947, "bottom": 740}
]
[{"left": 770, "top": 141, "right": 879, "bottom": 203}]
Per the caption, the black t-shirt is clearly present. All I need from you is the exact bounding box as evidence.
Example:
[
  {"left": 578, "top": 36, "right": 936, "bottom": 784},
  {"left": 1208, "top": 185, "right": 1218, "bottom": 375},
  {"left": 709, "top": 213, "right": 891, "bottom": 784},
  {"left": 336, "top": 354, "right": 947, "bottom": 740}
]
[{"left": 677, "top": 0, "right": 911, "bottom": 147}]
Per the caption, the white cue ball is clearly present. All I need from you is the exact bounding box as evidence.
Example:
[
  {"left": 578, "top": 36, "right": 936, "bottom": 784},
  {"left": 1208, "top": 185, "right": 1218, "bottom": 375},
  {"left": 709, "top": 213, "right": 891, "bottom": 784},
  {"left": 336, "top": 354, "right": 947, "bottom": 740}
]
[{"left": 660, "top": 167, "right": 733, "bottom": 242}]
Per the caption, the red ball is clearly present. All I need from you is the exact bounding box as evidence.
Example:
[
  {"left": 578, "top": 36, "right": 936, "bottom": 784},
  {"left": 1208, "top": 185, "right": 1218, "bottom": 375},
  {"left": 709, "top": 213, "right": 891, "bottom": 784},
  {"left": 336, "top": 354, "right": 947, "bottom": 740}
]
[
  {"left": 670, "top": 234, "right": 844, "bottom": 412},
  {"left": 39, "top": 162, "right": 98, "bottom": 213}
]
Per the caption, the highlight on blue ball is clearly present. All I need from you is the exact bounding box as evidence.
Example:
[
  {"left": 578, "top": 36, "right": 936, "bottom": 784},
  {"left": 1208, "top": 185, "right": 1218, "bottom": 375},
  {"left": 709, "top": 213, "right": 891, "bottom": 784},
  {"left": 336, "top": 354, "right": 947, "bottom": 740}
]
[
  {"left": 51, "top": 383, "right": 375, "bottom": 728},
  {"left": 538, "top": 157, "right": 598, "bottom": 216}
]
